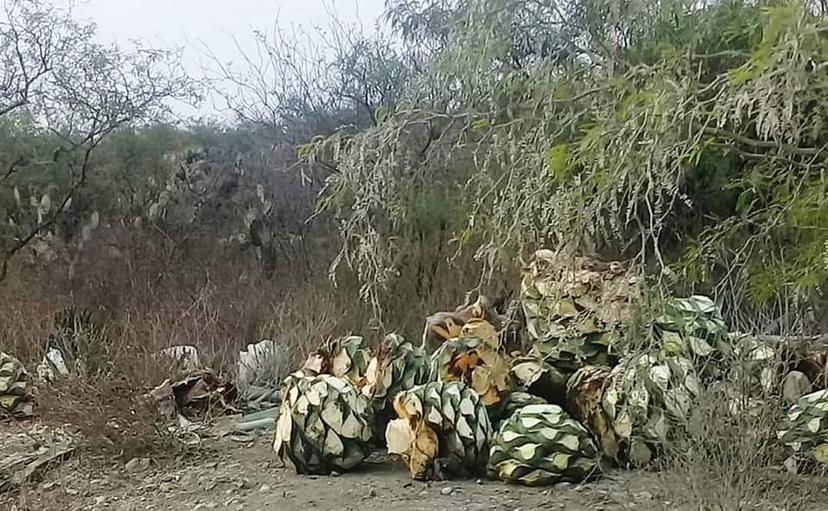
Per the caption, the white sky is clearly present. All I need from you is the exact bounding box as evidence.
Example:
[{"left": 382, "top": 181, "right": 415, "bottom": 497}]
[{"left": 70, "top": 0, "right": 388, "bottom": 119}]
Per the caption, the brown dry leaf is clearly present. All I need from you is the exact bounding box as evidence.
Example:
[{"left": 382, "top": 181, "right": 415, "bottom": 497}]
[
  {"left": 360, "top": 357, "right": 380, "bottom": 397},
  {"left": 409, "top": 420, "right": 439, "bottom": 480},
  {"left": 477, "top": 348, "right": 511, "bottom": 392},
  {"left": 480, "top": 387, "right": 501, "bottom": 406},
  {"left": 450, "top": 352, "right": 481, "bottom": 379},
  {"left": 461, "top": 319, "right": 499, "bottom": 350},
  {"left": 470, "top": 366, "right": 493, "bottom": 396},
  {"left": 303, "top": 353, "right": 327, "bottom": 375},
  {"left": 331, "top": 349, "right": 352, "bottom": 379}
]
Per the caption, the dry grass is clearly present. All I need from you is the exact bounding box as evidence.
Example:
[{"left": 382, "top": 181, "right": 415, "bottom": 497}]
[
  {"left": 655, "top": 358, "right": 828, "bottom": 510},
  {"left": 0, "top": 225, "right": 487, "bottom": 458}
]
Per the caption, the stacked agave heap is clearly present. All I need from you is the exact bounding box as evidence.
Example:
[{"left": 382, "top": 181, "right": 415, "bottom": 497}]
[
  {"left": 488, "top": 404, "right": 599, "bottom": 485},
  {"left": 778, "top": 389, "right": 828, "bottom": 473},
  {"left": 386, "top": 381, "right": 491, "bottom": 480},
  {"left": 0, "top": 353, "right": 34, "bottom": 418},
  {"left": 521, "top": 250, "right": 639, "bottom": 374}
]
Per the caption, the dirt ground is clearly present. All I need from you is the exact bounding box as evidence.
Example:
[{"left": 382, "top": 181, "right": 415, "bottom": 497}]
[
  {"left": 2, "top": 423, "right": 825, "bottom": 511},
  {"left": 2, "top": 423, "right": 675, "bottom": 511}
]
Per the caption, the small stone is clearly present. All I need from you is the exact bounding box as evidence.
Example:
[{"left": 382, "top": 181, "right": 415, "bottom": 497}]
[
  {"left": 514, "top": 508, "right": 523, "bottom": 511},
  {"left": 124, "top": 458, "right": 142, "bottom": 472},
  {"left": 330, "top": 471, "right": 341, "bottom": 477},
  {"left": 783, "top": 371, "right": 811, "bottom": 404},
  {"left": 65, "top": 488, "right": 79, "bottom": 496},
  {"left": 441, "top": 486, "right": 454, "bottom": 496},
  {"left": 555, "top": 482, "right": 573, "bottom": 491}
]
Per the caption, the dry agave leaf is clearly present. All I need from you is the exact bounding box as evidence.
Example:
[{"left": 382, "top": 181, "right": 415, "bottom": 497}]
[
  {"left": 409, "top": 420, "right": 440, "bottom": 480},
  {"left": 450, "top": 351, "right": 482, "bottom": 378},
  {"left": 461, "top": 319, "right": 500, "bottom": 350},
  {"left": 303, "top": 353, "right": 328, "bottom": 375}
]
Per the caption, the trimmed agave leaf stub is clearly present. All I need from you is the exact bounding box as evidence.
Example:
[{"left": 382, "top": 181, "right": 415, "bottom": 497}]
[
  {"left": 778, "top": 389, "right": 828, "bottom": 473},
  {"left": 0, "top": 353, "right": 34, "bottom": 418},
  {"left": 521, "top": 250, "right": 638, "bottom": 372},
  {"left": 488, "top": 404, "right": 599, "bottom": 486},
  {"left": 600, "top": 353, "right": 700, "bottom": 467},
  {"left": 429, "top": 335, "right": 512, "bottom": 406},
  {"left": 273, "top": 372, "right": 374, "bottom": 475},
  {"left": 386, "top": 381, "right": 491, "bottom": 480}
]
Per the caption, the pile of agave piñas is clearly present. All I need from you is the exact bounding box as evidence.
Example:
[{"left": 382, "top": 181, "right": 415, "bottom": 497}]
[{"left": 272, "top": 250, "right": 828, "bottom": 483}]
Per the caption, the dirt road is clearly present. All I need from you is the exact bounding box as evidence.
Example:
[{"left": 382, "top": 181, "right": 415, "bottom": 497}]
[{"left": 5, "top": 428, "right": 675, "bottom": 511}]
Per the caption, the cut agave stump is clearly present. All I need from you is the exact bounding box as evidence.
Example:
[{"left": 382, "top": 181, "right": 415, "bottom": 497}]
[
  {"left": 273, "top": 373, "right": 374, "bottom": 475},
  {"left": 488, "top": 404, "right": 599, "bottom": 486},
  {"left": 386, "top": 381, "right": 491, "bottom": 480},
  {"left": 655, "top": 295, "right": 731, "bottom": 381},
  {"left": 778, "top": 389, "right": 828, "bottom": 473}
]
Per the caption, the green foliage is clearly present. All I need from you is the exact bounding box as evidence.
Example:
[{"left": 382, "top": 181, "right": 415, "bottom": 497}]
[{"left": 310, "top": 0, "right": 828, "bottom": 329}]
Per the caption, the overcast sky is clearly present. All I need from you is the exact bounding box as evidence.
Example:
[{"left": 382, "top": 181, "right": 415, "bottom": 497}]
[{"left": 71, "top": 0, "right": 388, "bottom": 119}]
